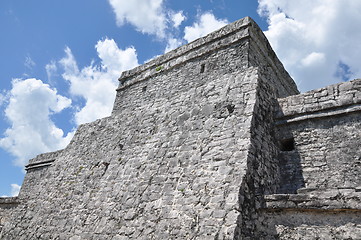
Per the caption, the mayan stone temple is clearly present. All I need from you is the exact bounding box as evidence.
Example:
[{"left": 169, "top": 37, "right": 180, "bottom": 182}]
[{"left": 0, "top": 17, "right": 360, "bottom": 239}]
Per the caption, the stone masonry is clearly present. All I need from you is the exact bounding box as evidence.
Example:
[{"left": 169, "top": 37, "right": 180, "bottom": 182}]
[{"left": 0, "top": 17, "right": 360, "bottom": 239}]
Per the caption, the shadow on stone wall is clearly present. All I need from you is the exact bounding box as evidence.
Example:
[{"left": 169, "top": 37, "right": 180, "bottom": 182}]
[
  {"left": 274, "top": 97, "right": 305, "bottom": 195},
  {"left": 276, "top": 139, "right": 305, "bottom": 194},
  {"left": 233, "top": 98, "right": 306, "bottom": 239}
]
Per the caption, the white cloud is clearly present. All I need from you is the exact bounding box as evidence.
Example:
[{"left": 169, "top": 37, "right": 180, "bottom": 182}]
[
  {"left": 258, "top": 0, "right": 361, "bottom": 92},
  {"left": 45, "top": 60, "right": 58, "bottom": 84},
  {"left": 108, "top": 0, "right": 167, "bottom": 38},
  {"left": 24, "top": 55, "right": 36, "bottom": 70},
  {"left": 107, "top": 0, "right": 187, "bottom": 53},
  {"left": 171, "top": 11, "right": 186, "bottom": 28},
  {"left": 0, "top": 78, "right": 73, "bottom": 167},
  {"left": 165, "top": 37, "right": 183, "bottom": 53},
  {"left": 301, "top": 52, "right": 325, "bottom": 67},
  {"left": 10, "top": 183, "right": 21, "bottom": 196},
  {"left": 1, "top": 183, "right": 21, "bottom": 197},
  {"left": 0, "top": 92, "right": 5, "bottom": 106},
  {"left": 184, "top": 12, "right": 228, "bottom": 43},
  {"left": 143, "top": 55, "right": 161, "bottom": 64},
  {"left": 96, "top": 38, "right": 139, "bottom": 76},
  {"left": 60, "top": 38, "right": 139, "bottom": 125}
]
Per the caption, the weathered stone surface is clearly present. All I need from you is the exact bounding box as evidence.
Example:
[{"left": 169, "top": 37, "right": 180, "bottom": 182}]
[
  {"left": 260, "top": 79, "right": 361, "bottom": 239},
  {"left": 0, "top": 198, "right": 18, "bottom": 233},
  {"left": 260, "top": 210, "right": 361, "bottom": 240},
  {"left": 275, "top": 80, "right": 361, "bottom": 192},
  {"left": 0, "top": 16, "right": 360, "bottom": 239},
  {"left": 264, "top": 188, "right": 361, "bottom": 210}
]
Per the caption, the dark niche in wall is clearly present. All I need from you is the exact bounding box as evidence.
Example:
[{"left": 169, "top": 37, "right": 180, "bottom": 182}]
[
  {"left": 200, "top": 63, "right": 205, "bottom": 73},
  {"left": 280, "top": 138, "right": 295, "bottom": 151}
]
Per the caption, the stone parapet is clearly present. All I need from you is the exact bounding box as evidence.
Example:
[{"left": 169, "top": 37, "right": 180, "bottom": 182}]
[
  {"left": 276, "top": 78, "right": 361, "bottom": 124},
  {"left": 274, "top": 79, "right": 361, "bottom": 192},
  {"left": 118, "top": 17, "right": 252, "bottom": 89},
  {"left": 116, "top": 17, "right": 298, "bottom": 97}
]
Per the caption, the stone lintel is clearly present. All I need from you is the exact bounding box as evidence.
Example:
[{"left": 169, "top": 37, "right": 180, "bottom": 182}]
[
  {"left": 25, "top": 159, "right": 55, "bottom": 171},
  {"left": 25, "top": 149, "right": 62, "bottom": 171}
]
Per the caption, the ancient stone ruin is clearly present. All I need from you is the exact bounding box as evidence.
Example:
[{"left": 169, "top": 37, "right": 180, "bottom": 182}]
[{"left": 1, "top": 17, "right": 360, "bottom": 239}]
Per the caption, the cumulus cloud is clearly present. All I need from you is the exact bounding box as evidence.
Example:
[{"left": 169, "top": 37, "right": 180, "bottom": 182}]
[
  {"left": 165, "top": 37, "right": 183, "bottom": 53},
  {"left": 107, "top": 0, "right": 187, "bottom": 53},
  {"left": 60, "top": 38, "right": 139, "bottom": 125},
  {"left": 258, "top": 0, "right": 361, "bottom": 92},
  {"left": 10, "top": 183, "right": 21, "bottom": 196},
  {"left": 301, "top": 52, "right": 325, "bottom": 67},
  {"left": 45, "top": 60, "right": 58, "bottom": 84},
  {"left": 1, "top": 183, "right": 21, "bottom": 197},
  {"left": 0, "top": 78, "right": 73, "bottom": 167},
  {"left": 184, "top": 12, "right": 229, "bottom": 43},
  {"left": 165, "top": 12, "right": 228, "bottom": 52},
  {"left": 107, "top": 1, "right": 229, "bottom": 53},
  {"left": 108, "top": 0, "right": 167, "bottom": 38},
  {"left": 0, "top": 92, "right": 5, "bottom": 106},
  {"left": 107, "top": 0, "right": 231, "bottom": 55},
  {"left": 1, "top": 39, "right": 138, "bottom": 171},
  {"left": 171, "top": 11, "right": 186, "bottom": 28}
]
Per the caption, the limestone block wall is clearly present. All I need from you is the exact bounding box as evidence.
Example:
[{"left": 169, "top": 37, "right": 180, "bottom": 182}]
[
  {"left": 2, "top": 15, "right": 360, "bottom": 240},
  {"left": 1, "top": 68, "right": 257, "bottom": 239},
  {"left": 247, "top": 23, "right": 297, "bottom": 98},
  {"left": 112, "top": 16, "right": 297, "bottom": 111},
  {"left": 1, "top": 17, "right": 300, "bottom": 239},
  {"left": 256, "top": 79, "right": 361, "bottom": 239},
  {"left": 0, "top": 198, "right": 19, "bottom": 233},
  {"left": 262, "top": 209, "right": 361, "bottom": 239},
  {"left": 19, "top": 150, "right": 63, "bottom": 200},
  {"left": 276, "top": 79, "right": 361, "bottom": 191},
  {"left": 276, "top": 79, "right": 361, "bottom": 118},
  {"left": 1, "top": 15, "right": 360, "bottom": 239},
  {"left": 233, "top": 72, "right": 286, "bottom": 239}
]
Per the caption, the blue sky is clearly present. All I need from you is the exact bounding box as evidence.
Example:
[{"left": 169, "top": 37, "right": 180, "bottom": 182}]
[{"left": 0, "top": 0, "right": 360, "bottom": 197}]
